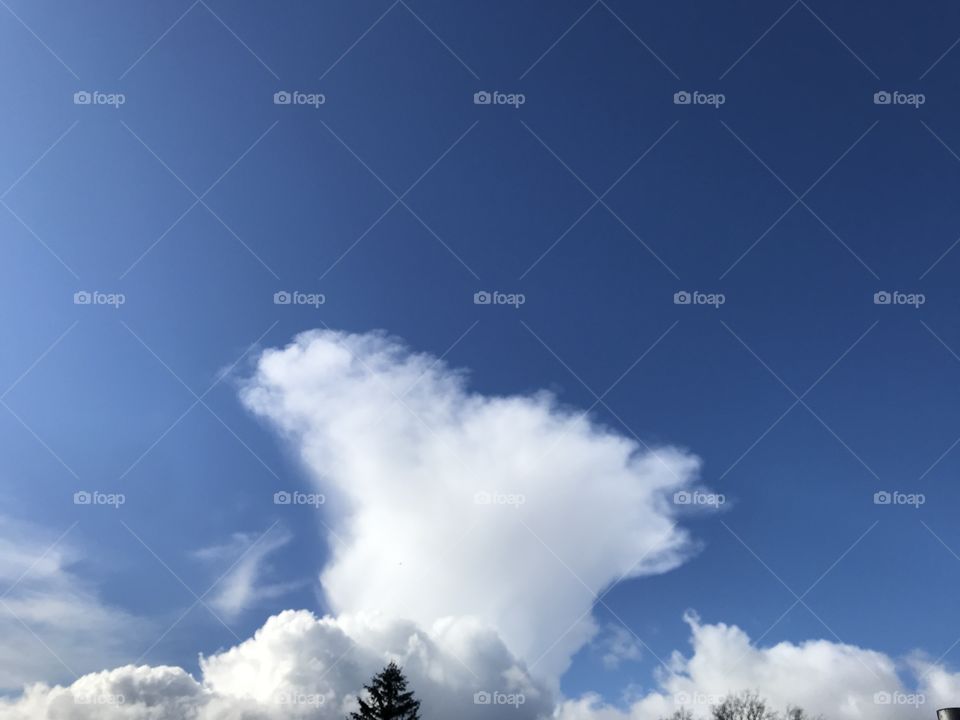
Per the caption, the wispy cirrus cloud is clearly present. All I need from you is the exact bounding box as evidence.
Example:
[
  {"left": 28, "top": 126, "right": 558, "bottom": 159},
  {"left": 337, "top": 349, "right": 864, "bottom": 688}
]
[
  {"left": 0, "top": 515, "right": 142, "bottom": 691},
  {"left": 193, "top": 526, "right": 298, "bottom": 621}
]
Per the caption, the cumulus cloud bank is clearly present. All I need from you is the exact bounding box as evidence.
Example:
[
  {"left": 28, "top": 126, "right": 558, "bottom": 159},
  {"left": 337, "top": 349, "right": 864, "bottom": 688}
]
[
  {"left": 1, "top": 328, "right": 702, "bottom": 718},
  {"left": 5, "top": 329, "right": 952, "bottom": 720},
  {"left": 0, "top": 609, "right": 550, "bottom": 720},
  {"left": 5, "top": 612, "right": 957, "bottom": 720},
  {"left": 558, "top": 613, "right": 950, "bottom": 720}
]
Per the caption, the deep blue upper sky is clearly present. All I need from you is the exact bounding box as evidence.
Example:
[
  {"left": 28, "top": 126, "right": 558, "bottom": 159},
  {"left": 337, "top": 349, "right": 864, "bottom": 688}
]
[{"left": 4, "top": 0, "right": 960, "bottom": 702}]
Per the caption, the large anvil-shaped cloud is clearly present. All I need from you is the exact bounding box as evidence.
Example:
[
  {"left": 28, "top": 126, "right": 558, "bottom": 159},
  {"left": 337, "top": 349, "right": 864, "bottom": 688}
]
[{"left": 240, "top": 329, "right": 702, "bottom": 678}]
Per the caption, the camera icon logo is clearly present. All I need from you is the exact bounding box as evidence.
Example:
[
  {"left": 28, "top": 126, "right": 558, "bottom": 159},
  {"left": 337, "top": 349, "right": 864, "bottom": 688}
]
[
  {"left": 673, "top": 291, "right": 691, "bottom": 305},
  {"left": 673, "top": 91, "right": 692, "bottom": 105},
  {"left": 474, "top": 691, "right": 491, "bottom": 705},
  {"left": 474, "top": 291, "right": 492, "bottom": 305},
  {"left": 73, "top": 91, "right": 92, "bottom": 105},
  {"left": 874, "top": 692, "right": 892, "bottom": 705},
  {"left": 473, "top": 91, "right": 492, "bottom": 105},
  {"left": 673, "top": 491, "right": 692, "bottom": 505},
  {"left": 74, "top": 491, "right": 92, "bottom": 505},
  {"left": 873, "top": 91, "right": 892, "bottom": 105},
  {"left": 274, "top": 491, "right": 292, "bottom": 505},
  {"left": 274, "top": 291, "right": 292, "bottom": 305},
  {"left": 873, "top": 291, "right": 891, "bottom": 305},
  {"left": 874, "top": 491, "right": 892, "bottom": 505},
  {"left": 473, "top": 491, "right": 492, "bottom": 505},
  {"left": 274, "top": 91, "right": 292, "bottom": 105},
  {"left": 74, "top": 291, "right": 92, "bottom": 305}
]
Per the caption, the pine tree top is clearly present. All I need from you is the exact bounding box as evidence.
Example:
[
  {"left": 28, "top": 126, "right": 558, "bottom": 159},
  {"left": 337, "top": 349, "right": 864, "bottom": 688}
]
[{"left": 349, "top": 662, "right": 422, "bottom": 720}]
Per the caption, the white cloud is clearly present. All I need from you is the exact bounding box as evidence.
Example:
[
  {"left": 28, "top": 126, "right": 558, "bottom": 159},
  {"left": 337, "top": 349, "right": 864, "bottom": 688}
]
[
  {"left": 239, "top": 329, "right": 702, "bottom": 678},
  {"left": 0, "top": 610, "right": 552, "bottom": 720},
  {"left": 16, "top": 330, "right": 947, "bottom": 720},
  {"left": 200, "top": 610, "right": 552, "bottom": 719},
  {"left": 193, "top": 526, "right": 298, "bottom": 621},
  {"left": 597, "top": 624, "right": 643, "bottom": 670},
  {"left": 0, "top": 516, "right": 142, "bottom": 692},
  {"left": 557, "top": 612, "right": 947, "bottom": 720},
  {"left": 8, "top": 610, "right": 960, "bottom": 720},
  {"left": 0, "top": 665, "right": 206, "bottom": 720},
  {"left": 0, "top": 328, "right": 703, "bottom": 717}
]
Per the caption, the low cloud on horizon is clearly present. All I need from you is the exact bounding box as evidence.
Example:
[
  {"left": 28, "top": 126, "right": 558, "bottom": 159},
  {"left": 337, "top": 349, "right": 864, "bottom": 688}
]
[{"left": 0, "top": 329, "right": 954, "bottom": 719}]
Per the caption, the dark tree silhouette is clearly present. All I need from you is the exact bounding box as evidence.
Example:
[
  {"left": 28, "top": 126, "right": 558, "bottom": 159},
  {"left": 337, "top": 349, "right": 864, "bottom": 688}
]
[
  {"left": 783, "top": 706, "right": 822, "bottom": 720},
  {"left": 711, "top": 692, "right": 776, "bottom": 720},
  {"left": 659, "top": 693, "right": 821, "bottom": 720},
  {"left": 349, "top": 662, "right": 421, "bottom": 720}
]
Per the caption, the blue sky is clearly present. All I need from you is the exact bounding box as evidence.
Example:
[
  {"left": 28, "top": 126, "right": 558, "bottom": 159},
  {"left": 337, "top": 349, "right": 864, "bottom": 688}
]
[{"left": 4, "top": 1, "right": 960, "bottom": 717}]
